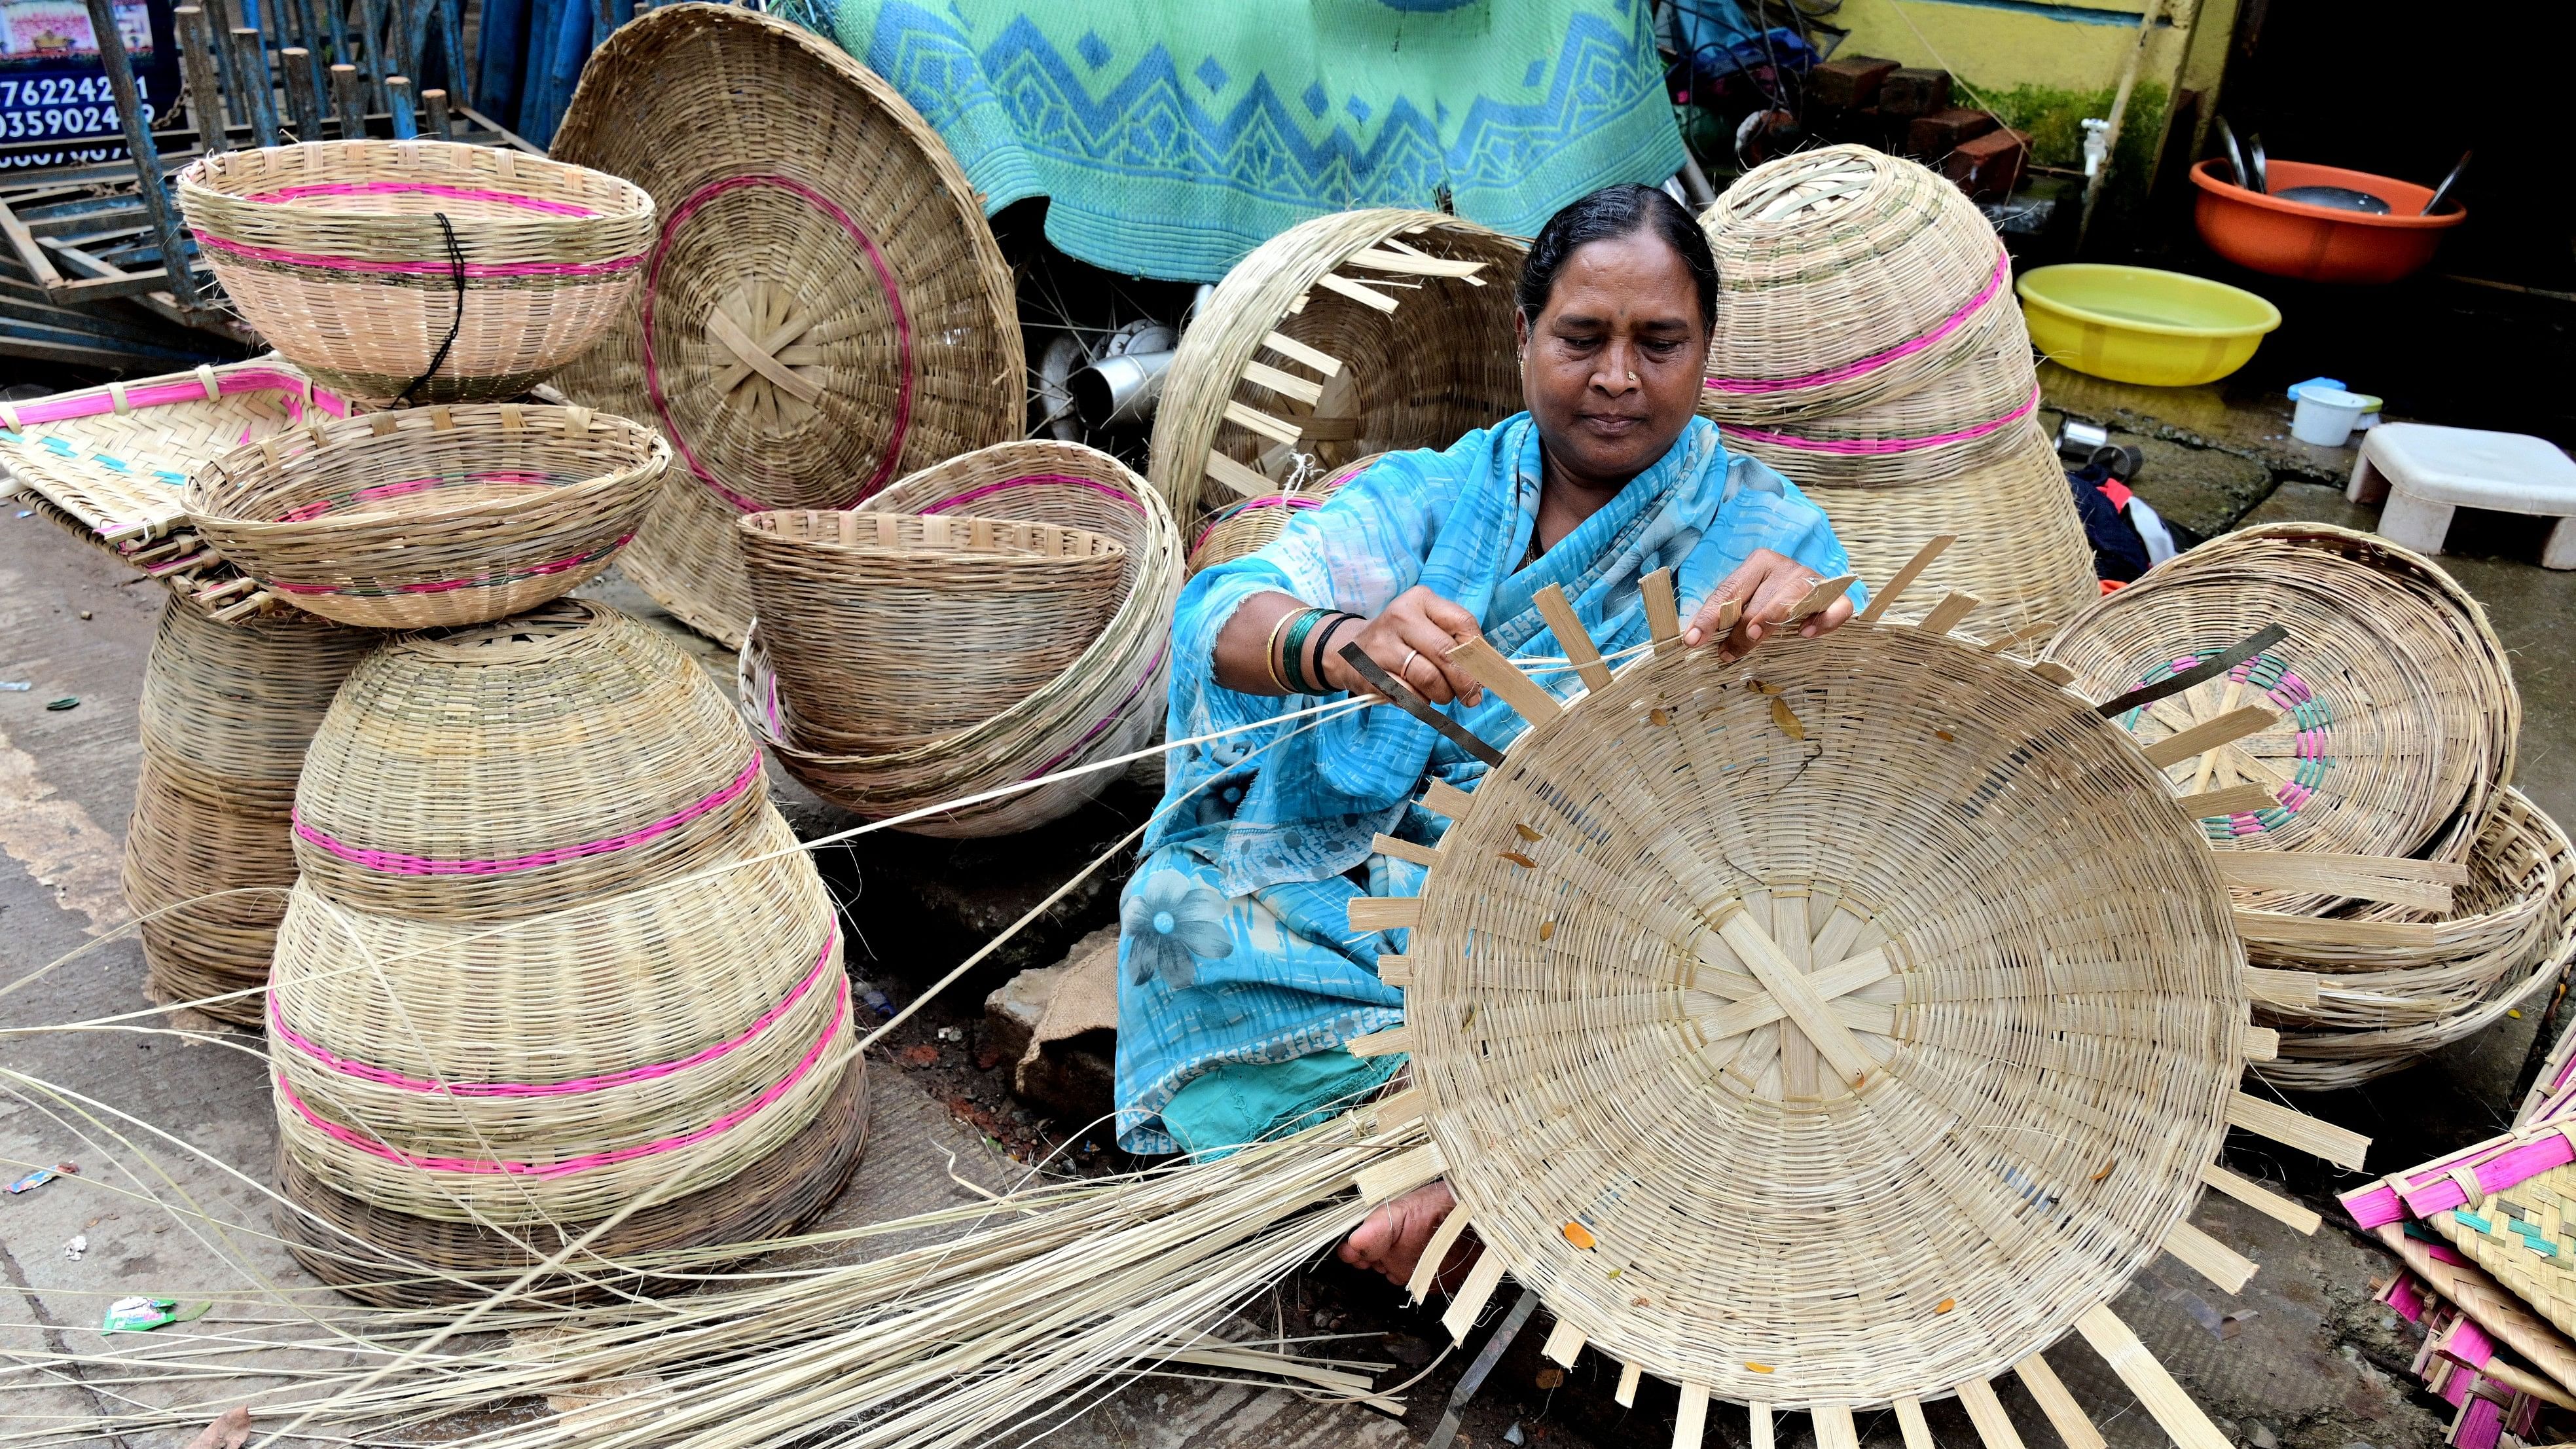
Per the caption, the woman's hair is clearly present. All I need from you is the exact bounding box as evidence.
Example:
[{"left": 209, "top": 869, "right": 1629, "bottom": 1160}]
[{"left": 1515, "top": 183, "right": 1718, "bottom": 333}]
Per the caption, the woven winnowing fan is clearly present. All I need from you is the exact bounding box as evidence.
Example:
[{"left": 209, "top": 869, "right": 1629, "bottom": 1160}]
[{"left": 1337, "top": 560, "right": 2368, "bottom": 1448}]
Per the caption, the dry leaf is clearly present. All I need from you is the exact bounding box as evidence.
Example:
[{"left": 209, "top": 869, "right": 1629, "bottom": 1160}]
[
  {"left": 1770, "top": 696, "right": 1805, "bottom": 741},
  {"left": 187, "top": 1406, "right": 251, "bottom": 1449}
]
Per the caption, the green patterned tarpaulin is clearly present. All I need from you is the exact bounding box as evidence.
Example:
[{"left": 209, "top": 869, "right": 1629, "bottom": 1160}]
[{"left": 774, "top": 0, "right": 1688, "bottom": 281}]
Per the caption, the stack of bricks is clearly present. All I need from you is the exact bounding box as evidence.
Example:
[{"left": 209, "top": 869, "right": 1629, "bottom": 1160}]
[{"left": 1800, "top": 56, "right": 2028, "bottom": 202}]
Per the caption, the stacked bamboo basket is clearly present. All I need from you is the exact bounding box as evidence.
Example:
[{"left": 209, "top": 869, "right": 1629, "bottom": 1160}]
[
  {"left": 2044, "top": 523, "right": 2564, "bottom": 1089},
  {"left": 549, "top": 4, "right": 1026, "bottom": 648},
  {"left": 1697, "top": 145, "right": 2097, "bottom": 641},
  {"left": 268, "top": 600, "right": 866, "bottom": 1304},
  {"left": 739, "top": 440, "right": 1181, "bottom": 837},
  {"left": 1184, "top": 454, "right": 1374, "bottom": 577}
]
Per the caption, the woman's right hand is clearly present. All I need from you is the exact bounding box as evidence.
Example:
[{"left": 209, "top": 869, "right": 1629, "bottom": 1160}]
[{"left": 1320, "top": 585, "right": 1487, "bottom": 707}]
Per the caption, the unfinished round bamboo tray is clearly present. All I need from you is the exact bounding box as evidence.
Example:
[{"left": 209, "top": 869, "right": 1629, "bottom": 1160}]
[
  {"left": 1147, "top": 210, "right": 1523, "bottom": 524},
  {"left": 274, "top": 1052, "right": 869, "bottom": 1307},
  {"left": 291, "top": 600, "right": 766, "bottom": 921},
  {"left": 1184, "top": 457, "right": 1369, "bottom": 576},
  {"left": 122, "top": 761, "right": 300, "bottom": 1025},
  {"left": 550, "top": 3, "right": 1023, "bottom": 648},
  {"left": 1376, "top": 610, "right": 2358, "bottom": 1429},
  {"left": 739, "top": 511, "right": 1127, "bottom": 756},
  {"left": 177, "top": 141, "right": 655, "bottom": 405},
  {"left": 2043, "top": 523, "right": 2513, "bottom": 915},
  {"left": 185, "top": 404, "right": 668, "bottom": 629},
  {"left": 1718, "top": 323, "right": 2042, "bottom": 488},
  {"left": 269, "top": 810, "right": 852, "bottom": 1225},
  {"left": 742, "top": 441, "right": 1180, "bottom": 837},
  {"left": 1802, "top": 416, "right": 2099, "bottom": 640},
  {"left": 1697, "top": 145, "right": 2015, "bottom": 427}
]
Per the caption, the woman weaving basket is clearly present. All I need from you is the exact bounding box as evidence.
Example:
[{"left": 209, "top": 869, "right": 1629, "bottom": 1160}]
[{"left": 1116, "top": 185, "right": 1862, "bottom": 1285}]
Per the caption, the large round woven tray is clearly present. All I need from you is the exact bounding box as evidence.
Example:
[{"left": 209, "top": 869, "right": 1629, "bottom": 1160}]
[
  {"left": 742, "top": 441, "right": 1180, "bottom": 838},
  {"left": 177, "top": 141, "right": 655, "bottom": 405},
  {"left": 1384, "top": 615, "right": 2274, "bottom": 1417},
  {"left": 1802, "top": 417, "right": 2099, "bottom": 640},
  {"left": 276, "top": 1052, "right": 869, "bottom": 1308},
  {"left": 1718, "top": 324, "right": 2041, "bottom": 489},
  {"left": 1147, "top": 210, "right": 1524, "bottom": 524},
  {"left": 291, "top": 600, "right": 764, "bottom": 921},
  {"left": 1697, "top": 145, "right": 2014, "bottom": 427},
  {"left": 739, "top": 511, "right": 1128, "bottom": 756},
  {"left": 123, "top": 760, "right": 297, "bottom": 1026},
  {"left": 551, "top": 3, "right": 1023, "bottom": 648},
  {"left": 2042, "top": 523, "right": 2514, "bottom": 914}
]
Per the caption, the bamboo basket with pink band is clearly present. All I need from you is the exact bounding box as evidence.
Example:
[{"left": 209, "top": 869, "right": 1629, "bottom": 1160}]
[
  {"left": 741, "top": 441, "right": 1180, "bottom": 838},
  {"left": 187, "top": 403, "right": 668, "bottom": 631},
  {"left": 1183, "top": 454, "right": 1375, "bottom": 576},
  {"left": 122, "top": 595, "right": 377, "bottom": 1024},
  {"left": 178, "top": 141, "right": 655, "bottom": 405},
  {"left": 549, "top": 5, "right": 1024, "bottom": 648},
  {"left": 1697, "top": 145, "right": 2016, "bottom": 428},
  {"left": 1718, "top": 328, "right": 2042, "bottom": 489}
]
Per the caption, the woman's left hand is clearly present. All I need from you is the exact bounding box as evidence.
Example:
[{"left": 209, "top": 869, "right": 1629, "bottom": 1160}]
[{"left": 1684, "top": 548, "right": 1855, "bottom": 655}]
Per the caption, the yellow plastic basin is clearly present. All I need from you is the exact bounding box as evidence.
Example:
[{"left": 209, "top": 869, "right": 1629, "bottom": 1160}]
[{"left": 2016, "top": 264, "right": 2281, "bottom": 387}]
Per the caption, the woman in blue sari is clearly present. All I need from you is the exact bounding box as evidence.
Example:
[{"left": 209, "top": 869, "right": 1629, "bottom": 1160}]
[{"left": 1116, "top": 184, "right": 1861, "bottom": 1284}]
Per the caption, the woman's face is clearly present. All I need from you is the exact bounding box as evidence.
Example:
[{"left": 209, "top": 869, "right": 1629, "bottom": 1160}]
[{"left": 1517, "top": 230, "right": 1709, "bottom": 490}]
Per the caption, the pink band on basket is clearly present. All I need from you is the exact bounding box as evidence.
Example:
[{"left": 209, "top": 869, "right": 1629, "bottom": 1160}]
[
  {"left": 292, "top": 754, "right": 761, "bottom": 875},
  {"left": 276, "top": 471, "right": 551, "bottom": 521},
  {"left": 270, "top": 927, "right": 837, "bottom": 1097},
  {"left": 0, "top": 367, "right": 350, "bottom": 433},
  {"left": 196, "top": 232, "right": 642, "bottom": 278},
  {"left": 244, "top": 181, "right": 602, "bottom": 217},
  {"left": 1703, "top": 252, "right": 2012, "bottom": 396},
  {"left": 2342, "top": 1127, "right": 2576, "bottom": 1229},
  {"left": 1720, "top": 384, "right": 2041, "bottom": 456},
  {"left": 264, "top": 532, "right": 633, "bottom": 597},
  {"left": 918, "top": 473, "right": 1148, "bottom": 519},
  {"left": 1193, "top": 494, "right": 1322, "bottom": 553},
  {"left": 272, "top": 976, "right": 848, "bottom": 1178},
  {"left": 640, "top": 175, "right": 913, "bottom": 513}
]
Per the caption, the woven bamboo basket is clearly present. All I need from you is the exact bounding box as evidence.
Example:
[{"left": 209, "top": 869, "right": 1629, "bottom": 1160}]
[
  {"left": 2431, "top": 1154, "right": 2576, "bottom": 1348},
  {"left": 268, "top": 811, "right": 853, "bottom": 1225},
  {"left": 1718, "top": 323, "right": 2042, "bottom": 488},
  {"left": 274, "top": 1054, "right": 869, "bottom": 1306},
  {"left": 185, "top": 404, "right": 667, "bottom": 630},
  {"left": 740, "top": 511, "right": 1127, "bottom": 756},
  {"left": 1146, "top": 210, "right": 1524, "bottom": 524},
  {"left": 1183, "top": 456, "right": 1370, "bottom": 576},
  {"left": 1697, "top": 145, "right": 2014, "bottom": 427},
  {"left": 0, "top": 358, "right": 351, "bottom": 583},
  {"left": 2044, "top": 523, "right": 2514, "bottom": 915},
  {"left": 742, "top": 441, "right": 1180, "bottom": 837},
  {"left": 550, "top": 3, "right": 1023, "bottom": 648},
  {"left": 1361, "top": 598, "right": 2368, "bottom": 1433},
  {"left": 122, "top": 761, "right": 301, "bottom": 1026},
  {"left": 177, "top": 141, "right": 655, "bottom": 405},
  {"left": 291, "top": 600, "right": 765, "bottom": 921},
  {"left": 1802, "top": 416, "right": 2099, "bottom": 640}
]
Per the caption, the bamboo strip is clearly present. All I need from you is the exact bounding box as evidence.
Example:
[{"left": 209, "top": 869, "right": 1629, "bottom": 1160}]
[
  {"left": 1534, "top": 583, "right": 1614, "bottom": 692},
  {"left": 1447, "top": 638, "right": 1563, "bottom": 724},
  {"left": 1347, "top": 898, "right": 1423, "bottom": 932},
  {"left": 2162, "top": 1220, "right": 2258, "bottom": 1294},
  {"left": 1855, "top": 534, "right": 1954, "bottom": 624},
  {"left": 2074, "top": 1303, "right": 2232, "bottom": 1449},
  {"left": 2226, "top": 1091, "right": 2371, "bottom": 1169},
  {"left": 1956, "top": 1376, "right": 2026, "bottom": 1448},
  {"left": 1893, "top": 1395, "right": 1935, "bottom": 1449},
  {"left": 2015, "top": 1353, "right": 2108, "bottom": 1449},
  {"left": 1673, "top": 1382, "right": 1710, "bottom": 1449},
  {"left": 1370, "top": 834, "right": 1442, "bottom": 869},
  {"left": 2198, "top": 1163, "right": 2322, "bottom": 1234},
  {"left": 2137, "top": 706, "right": 2283, "bottom": 770},
  {"left": 1918, "top": 590, "right": 1980, "bottom": 634}
]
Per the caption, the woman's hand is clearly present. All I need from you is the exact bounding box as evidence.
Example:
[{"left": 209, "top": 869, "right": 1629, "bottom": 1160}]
[
  {"left": 1685, "top": 548, "right": 1856, "bottom": 655},
  {"left": 1318, "top": 585, "right": 1487, "bottom": 707}
]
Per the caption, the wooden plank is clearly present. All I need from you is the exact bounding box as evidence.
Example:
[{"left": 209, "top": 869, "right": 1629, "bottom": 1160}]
[
  {"left": 1810, "top": 1404, "right": 1859, "bottom": 1449},
  {"left": 1370, "top": 833, "right": 1441, "bottom": 870},
  {"left": 1532, "top": 583, "right": 1612, "bottom": 692},
  {"left": 1717, "top": 907, "right": 1876, "bottom": 1091},
  {"left": 1203, "top": 449, "right": 1274, "bottom": 499},
  {"left": 1892, "top": 1396, "right": 1935, "bottom": 1449},
  {"left": 1643, "top": 567, "right": 1682, "bottom": 655},
  {"left": 2073, "top": 1303, "right": 2232, "bottom": 1449},
  {"left": 2227, "top": 1091, "right": 2370, "bottom": 1170},
  {"left": 1855, "top": 534, "right": 1955, "bottom": 623},
  {"left": 1422, "top": 780, "right": 1476, "bottom": 819},
  {"left": 2163, "top": 1219, "right": 2258, "bottom": 1294},
  {"left": 2138, "top": 705, "right": 2283, "bottom": 770},
  {"left": 1447, "top": 637, "right": 1562, "bottom": 725},
  {"left": 2015, "top": 1354, "right": 2108, "bottom": 1449},
  {"left": 1749, "top": 1403, "right": 1773, "bottom": 1449},
  {"left": 2175, "top": 782, "right": 2282, "bottom": 818},
  {"left": 1315, "top": 272, "right": 1400, "bottom": 312},
  {"left": 1955, "top": 1376, "right": 2026, "bottom": 1448},
  {"left": 1260, "top": 331, "right": 1343, "bottom": 376},
  {"left": 1541, "top": 1318, "right": 1585, "bottom": 1367},
  {"left": 1615, "top": 1363, "right": 1642, "bottom": 1407},
  {"left": 1222, "top": 399, "right": 1303, "bottom": 445},
  {"left": 1918, "top": 590, "right": 1981, "bottom": 635},
  {"left": 2198, "top": 1162, "right": 2322, "bottom": 1234},
  {"left": 1672, "top": 1382, "right": 1709, "bottom": 1449},
  {"left": 1440, "top": 1251, "right": 1506, "bottom": 1343},
  {"left": 1241, "top": 359, "right": 1323, "bottom": 406}
]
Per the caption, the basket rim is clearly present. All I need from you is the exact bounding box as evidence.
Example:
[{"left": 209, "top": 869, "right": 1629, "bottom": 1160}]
[
  {"left": 736, "top": 509, "right": 1127, "bottom": 564},
  {"left": 178, "top": 139, "right": 655, "bottom": 230}
]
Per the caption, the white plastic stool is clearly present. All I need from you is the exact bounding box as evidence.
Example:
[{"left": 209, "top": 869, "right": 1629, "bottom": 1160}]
[{"left": 2348, "top": 423, "right": 2576, "bottom": 570}]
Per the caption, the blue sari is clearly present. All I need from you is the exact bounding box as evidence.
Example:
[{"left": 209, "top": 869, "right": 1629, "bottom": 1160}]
[{"left": 1114, "top": 413, "right": 1857, "bottom": 1154}]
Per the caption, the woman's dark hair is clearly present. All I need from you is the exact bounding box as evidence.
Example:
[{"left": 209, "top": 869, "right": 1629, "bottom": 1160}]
[{"left": 1515, "top": 183, "right": 1718, "bottom": 333}]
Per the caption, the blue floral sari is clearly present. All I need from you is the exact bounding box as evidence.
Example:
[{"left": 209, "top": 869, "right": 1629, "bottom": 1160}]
[{"left": 1114, "top": 413, "right": 1856, "bottom": 1154}]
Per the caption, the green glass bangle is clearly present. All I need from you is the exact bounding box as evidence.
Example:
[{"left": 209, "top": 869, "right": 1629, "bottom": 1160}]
[{"left": 1280, "top": 608, "right": 1330, "bottom": 693}]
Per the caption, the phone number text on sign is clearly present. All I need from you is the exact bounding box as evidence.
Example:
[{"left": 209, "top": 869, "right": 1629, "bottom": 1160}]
[{"left": 0, "top": 73, "right": 153, "bottom": 138}]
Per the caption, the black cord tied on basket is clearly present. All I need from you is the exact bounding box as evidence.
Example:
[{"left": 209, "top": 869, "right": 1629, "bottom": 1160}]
[{"left": 393, "top": 212, "right": 466, "bottom": 409}]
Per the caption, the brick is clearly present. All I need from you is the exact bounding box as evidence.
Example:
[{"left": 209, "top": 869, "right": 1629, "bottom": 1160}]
[
  {"left": 1807, "top": 54, "right": 1899, "bottom": 110},
  {"left": 1907, "top": 106, "right": 1998, "bottom": 159},
  {"left": 1880, "top": 67, "right": 1953, "bottom": 118},
  {"left": 1943, "top": 126, "right": 2029, "bottom": 201}
]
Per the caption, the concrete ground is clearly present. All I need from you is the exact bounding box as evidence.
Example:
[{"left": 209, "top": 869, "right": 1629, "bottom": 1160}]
[{"left": 1, "top": 373, "right": 2571, "bottom": 1446}]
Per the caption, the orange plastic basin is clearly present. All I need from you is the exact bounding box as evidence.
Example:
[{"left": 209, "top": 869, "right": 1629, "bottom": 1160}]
[{"left": 2191, "top": 158, "right": 2465, "bottom": 285}]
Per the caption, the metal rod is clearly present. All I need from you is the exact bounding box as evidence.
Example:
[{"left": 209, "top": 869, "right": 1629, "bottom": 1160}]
[
  {"left": 81, "top": 0, "right": 200, "bottom": 307},
  {"left": 420, "top": 86, "right": 450, "bottom": 139},
  {"left": 227, "top": 26, "right": 279, "bottom": 145},
  {"left": 384, "top": 73, "right": 416, "bottom": 139},
  {"left": 173, "top": 6, "right": 230, "bottom": 154},
  {"left": 328, "top": 61, "right": 366, "bottom": 138},
  {"left": 280, "top": 45, "right": 323, "bottom": 140}
]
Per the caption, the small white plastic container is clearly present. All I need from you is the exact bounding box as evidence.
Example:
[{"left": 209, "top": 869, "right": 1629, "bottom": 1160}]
[{"left": 2291, "top": 385, "right": 2377, "bottom": 447}]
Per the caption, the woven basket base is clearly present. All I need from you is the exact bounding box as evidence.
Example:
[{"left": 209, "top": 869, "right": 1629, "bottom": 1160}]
[
  {"left": 293, "top": 363, "right": 558, "bottom": 407},
  {"left": 274, "top": 1055, "right": 870, "bottom": 1307}
]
